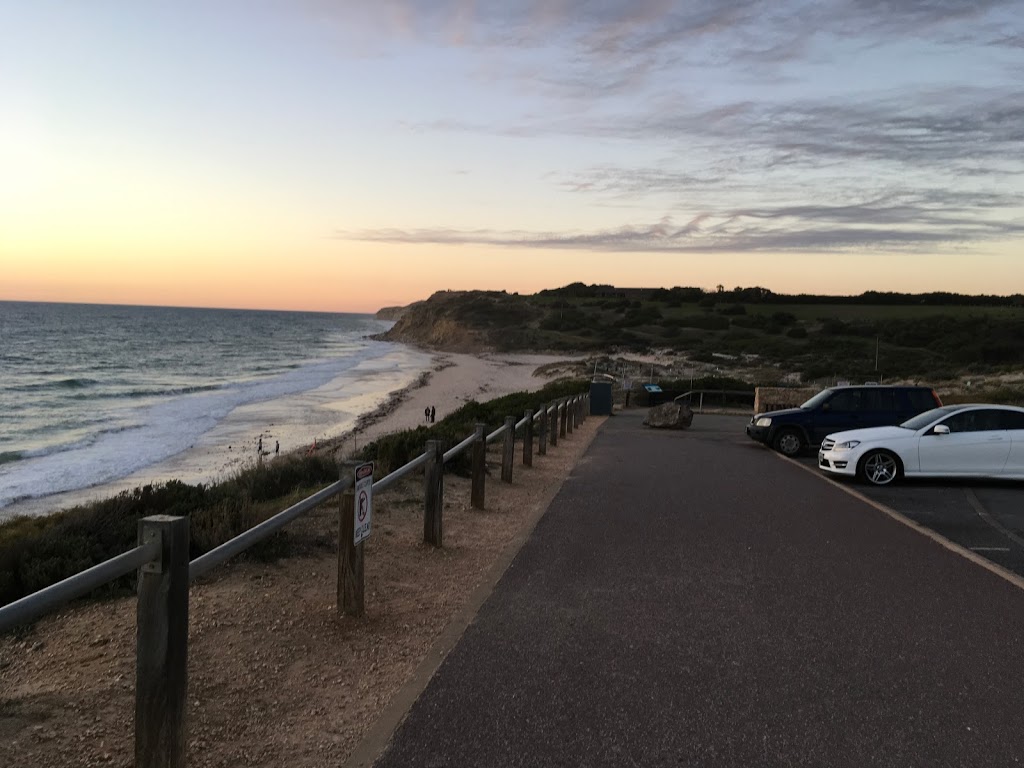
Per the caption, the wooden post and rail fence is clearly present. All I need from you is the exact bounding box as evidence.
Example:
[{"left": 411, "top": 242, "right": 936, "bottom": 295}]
[{"left": 0, "top": 392, "right": 592, "bottom": 767}]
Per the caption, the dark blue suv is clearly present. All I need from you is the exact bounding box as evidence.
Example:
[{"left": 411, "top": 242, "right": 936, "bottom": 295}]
[{"left": 746, "top": 385, "right": 943, "bottom": 457}]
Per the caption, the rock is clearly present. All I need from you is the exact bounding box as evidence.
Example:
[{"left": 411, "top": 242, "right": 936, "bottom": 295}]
[{"left": 643, "top": 402, "right": 694, "bottom": 429}]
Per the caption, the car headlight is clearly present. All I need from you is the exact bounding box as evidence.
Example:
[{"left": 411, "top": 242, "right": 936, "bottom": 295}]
[
  {"left": 833, "top": 440, "right": 861, "bottom": 450},
  {"left": 755, "top": 417, "right": 772, "bottom": 427}
]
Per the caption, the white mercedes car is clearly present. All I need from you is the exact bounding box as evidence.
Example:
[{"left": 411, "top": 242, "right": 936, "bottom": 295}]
[{"left": 817, "top": 404, "right": 1024, "bottom": 486}]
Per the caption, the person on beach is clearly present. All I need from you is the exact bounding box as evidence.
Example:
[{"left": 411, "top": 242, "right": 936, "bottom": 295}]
[
  {"left": 425, "top": 406, "right": 430, "bottom": 423},
  {"left": 430, "top": 405, "right": 435, "bottom": 423},
  {"left": 258, "top": 437, "right": 263, "bottom": 454},
  {"left": 275, "top": 440, "right": 279, "bottom": 455}
]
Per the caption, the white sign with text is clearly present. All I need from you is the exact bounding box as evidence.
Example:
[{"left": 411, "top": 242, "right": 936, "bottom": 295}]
[{"left": 354, "top": 462, "right": 374, "bottom": 545}]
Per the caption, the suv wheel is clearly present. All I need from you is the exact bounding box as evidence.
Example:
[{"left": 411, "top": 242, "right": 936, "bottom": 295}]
[
  {"left": 858, "top": 450, "right": 900, "bottom": 486},
  {"left": 773, "top": 429, "right": 804, "bottom": 457}
]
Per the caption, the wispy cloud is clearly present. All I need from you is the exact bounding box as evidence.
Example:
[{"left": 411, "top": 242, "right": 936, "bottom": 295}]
[
  {"left": 338, "top": 194, "right": 1024, "bottom": 253},
  {"left": 321, "top": 0, "right": 1024, "bottom": 257}
]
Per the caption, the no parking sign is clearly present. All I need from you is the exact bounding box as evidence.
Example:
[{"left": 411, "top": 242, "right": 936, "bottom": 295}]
[{"left": 353, "top": 462, "right": 374, "bottom": 545}]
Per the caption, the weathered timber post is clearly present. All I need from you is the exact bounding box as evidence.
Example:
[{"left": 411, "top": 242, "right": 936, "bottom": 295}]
[
  {"left": 522, "top": 409, "right": 533, "bottom": 467},
  {"left": 338, "top": 463, "right": 364, "bottom": 616},
  {"left": 471, "top": 423, "right": 486, "bottom": 509},
  {"left": 575, "top": 397, "right": 582, "bottom": 427},
  {"left": 566, "top": 397, "right": 574, "bottom": 435},
  {"left": 501, "top": 415, "right": 515, "bottom": 483},
  {"left": 424, "top": 440, "right": 444, "bottom": 547},
  {"left": 136, "top": 515, "right": 190, "bottom": 768},
  {"left": 548, "top": 400, "right": 558, "bottom": 447},
  {"left": 559, "top": 399, "right": 568, "bottom": 438},
  {"left": 538, "top": 404, "right": 548, "bottom": 456}
]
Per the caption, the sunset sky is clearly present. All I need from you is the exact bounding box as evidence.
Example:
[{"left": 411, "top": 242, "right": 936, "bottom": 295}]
[{"left": 2, "top": 1, "right": 1022, "bottom": 313}]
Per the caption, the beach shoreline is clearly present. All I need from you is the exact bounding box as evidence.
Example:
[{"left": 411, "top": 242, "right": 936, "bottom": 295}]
[
  {"left": 314, "top": 351, "right": 584, "bottom": 462},
  {"left": 0, "top": 350, "right": 584, "bottom": 521}
]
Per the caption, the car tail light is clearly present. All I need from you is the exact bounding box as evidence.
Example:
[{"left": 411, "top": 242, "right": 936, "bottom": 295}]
[{"left": 932, "top": 389, "right": 943, "bottom": 406}]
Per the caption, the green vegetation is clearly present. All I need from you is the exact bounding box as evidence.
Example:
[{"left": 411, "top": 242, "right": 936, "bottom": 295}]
[
  {"left": 0, "top": 454, "right": 339, "bottom": 609},
  {"left": 356, "top": 378, "right": 588, "bottom": 476},
  {"left": 389, "top": 285, "right": 1024, "bottom": 382},
  {"left": 0, "top": 379, "right": 588, "bottom": 614}
]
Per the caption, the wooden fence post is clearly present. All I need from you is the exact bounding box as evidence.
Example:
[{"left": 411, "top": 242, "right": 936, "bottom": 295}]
[
  {"left": 549, "top": 400, "right": 558, "bottom": 447},
  {"left": 338, "top": 475, "right": 364, "bottom": 617},
  {"left": 538, "top": 404, "right": 548, "bottom": 455},
  {"left": 471, "top": 424, "right": 486, "bottom": 509},
  {"left": 522, "top": 409, "right": 533, "bottom": 467},
  {"left": 501, "top": 415, "right": 515, "bottom": 483},
  {"left": 424, "top": 440, "right": 444, "bottom": 547},
  {"left": 559, "top": 399, "right": 568, "bottom": 439},
  {"left": 566, "top": 397, "right": 574, "bottom": 435},
  {"left": 136, "top": 515, "right": 190, "bottom": 768}
]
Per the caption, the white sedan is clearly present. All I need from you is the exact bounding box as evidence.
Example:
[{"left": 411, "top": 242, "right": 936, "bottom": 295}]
[{"left": 817, "top": 404, "right": 1024, "bottom": 486}]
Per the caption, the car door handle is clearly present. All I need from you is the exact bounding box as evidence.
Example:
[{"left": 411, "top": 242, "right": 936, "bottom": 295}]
[{"left": 987, "top": 437, "right": 1005, "bottom": 442}]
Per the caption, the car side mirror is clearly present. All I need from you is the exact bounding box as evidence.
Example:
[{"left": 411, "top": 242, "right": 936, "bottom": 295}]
[{"left": 933, "top": 424, "right": 950, "bottom": 435}]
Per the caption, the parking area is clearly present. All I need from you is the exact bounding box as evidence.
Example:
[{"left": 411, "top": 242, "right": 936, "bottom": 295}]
[
  {"left": 710, "top": 414, "right": 1024, "bottom": 579},
  {"left": 797, "top": 454, "right": 1024, "bottom": 577}
]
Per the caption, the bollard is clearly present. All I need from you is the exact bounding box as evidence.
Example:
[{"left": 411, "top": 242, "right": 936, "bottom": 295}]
[
  {"left": 549, "top": 400, "right": 558, "bottom": 447},
  {"left": 501, "top": 415, "right": 515, "bottom": 483},
  {"left": 338, "top": 484, "right": 364, "bottom": 617},
  {"left": 538, "top": 404, "right": 548, "bottom": 456},
  {"left": 522, "top": 409, "right": 533, "bottom": 467},
  {"left": 136, "top": 515, "right": 190, "bottom": 768},
  {"left": 424, "top": 440, "right": 444, "bottom": 547},
  {"left": 471, "top": 424, "right": 486, "bottom": 509}
]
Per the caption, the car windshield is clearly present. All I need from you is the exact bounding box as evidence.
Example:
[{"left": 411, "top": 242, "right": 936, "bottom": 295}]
[
  {"left": 900, "top": 405, "right": 961, "bottom": 430},
  {"left": 800, "top": 389, "right": 835, "bottom": 409}
]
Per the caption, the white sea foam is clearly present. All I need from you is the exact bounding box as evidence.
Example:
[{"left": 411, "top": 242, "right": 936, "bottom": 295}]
[{"left": 0, "top": 339, "right": 431, "bottom": 517}]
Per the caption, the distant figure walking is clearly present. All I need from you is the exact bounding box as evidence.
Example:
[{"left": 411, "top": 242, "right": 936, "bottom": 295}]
[
  {"left": 258, "top": 437, "right": 263, "bottom": 454},
  {"left": 425, "top": 406, "right": 430, "bottom": 423},
  {"left": 274, "top": 440, "right": 279, "bottom": 455},
  {"left": 430, "top": 405, "right": 436, "bottom": 423}
]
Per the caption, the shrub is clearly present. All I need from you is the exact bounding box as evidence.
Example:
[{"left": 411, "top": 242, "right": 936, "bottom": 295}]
[
  {"left": 357, "top": 378, "right": 588, "bottom": 476},
  {"left": 0, "top": 454, "right": 342, "bottom": 610}
]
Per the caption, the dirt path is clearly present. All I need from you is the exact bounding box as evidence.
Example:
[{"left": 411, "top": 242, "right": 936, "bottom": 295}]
[{"left": 0, "top": 416, "right": 605, "bottom": 768}]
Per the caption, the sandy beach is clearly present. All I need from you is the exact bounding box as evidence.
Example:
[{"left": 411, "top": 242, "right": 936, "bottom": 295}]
[
  {"left": 1, "top": 350, "right": 583, "bottom": 520},
  {"left": 319, "top": 351, "right": 583, "bottom": 460}
]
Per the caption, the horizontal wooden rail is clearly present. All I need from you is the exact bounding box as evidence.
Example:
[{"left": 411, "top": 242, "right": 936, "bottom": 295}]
[
  {"left": 373, "top": 451, "right": 430, "bottom": 494},
  {"left": 189, "top": 478, "right": 351, "bottom": 581},
  {"left": 0, "top": 539, "right": 161, "bottom": 634},
  {"left": 443, "top": 432, "right": 479, "bottom": 463}
]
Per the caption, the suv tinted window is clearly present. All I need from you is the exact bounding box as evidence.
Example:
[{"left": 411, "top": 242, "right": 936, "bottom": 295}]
[
  {"left": 827, "top": 390, "right": 864, "bottom": 411},
  {"left": 905, "top": 389, "right": 938, "bottom": 411},
  {"left": 862, "top": 388, "right": 895, "bottom": 411}
]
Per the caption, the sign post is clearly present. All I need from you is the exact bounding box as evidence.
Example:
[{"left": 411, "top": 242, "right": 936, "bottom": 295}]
[
  {"left": 354, "top": 462, "right": 374, "bottom": 545},
  {"left": 339, "top": 461, "right": 373, "bottom": 616}
]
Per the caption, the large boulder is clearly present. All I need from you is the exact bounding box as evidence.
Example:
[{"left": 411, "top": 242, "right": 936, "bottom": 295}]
[{"left": 643, "top": 402, "right": 694, "bottom": 429}]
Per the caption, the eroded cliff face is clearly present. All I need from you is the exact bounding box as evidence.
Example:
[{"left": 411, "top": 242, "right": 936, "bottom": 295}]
[
  {"left": 375, "top": 306, "right": 407, "bottom": 321},
  {"left": 377, "top": 291, "right": 491, "bottom": 352}
]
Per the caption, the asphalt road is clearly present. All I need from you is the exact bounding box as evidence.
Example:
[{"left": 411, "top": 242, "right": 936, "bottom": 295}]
[
  {"left": 785, "top": 427, "right": 1024, "bottom": 579},
  {"left": 374, "top": 410, "right": 1024, "bottom": 768}
]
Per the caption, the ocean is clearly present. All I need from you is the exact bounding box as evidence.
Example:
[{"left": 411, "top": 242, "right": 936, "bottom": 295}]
[{"left": 0, "top": 302, "right": 430, "bottom": 519}]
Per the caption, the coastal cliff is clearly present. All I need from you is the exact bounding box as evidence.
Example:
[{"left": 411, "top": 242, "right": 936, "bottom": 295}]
[
  {"left": 375, "top": 305, "right": 407, "bottom": 321},
  {"left": 378, "top": 291, "right": 509, "bottom": 352}
]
